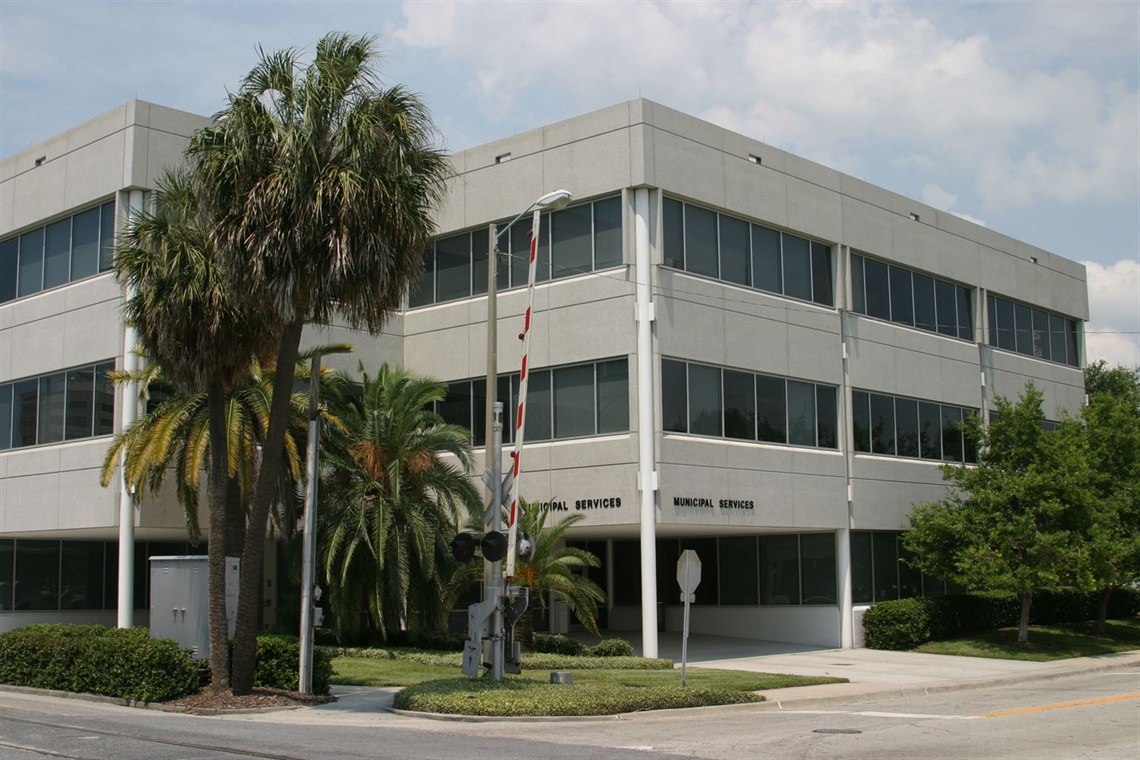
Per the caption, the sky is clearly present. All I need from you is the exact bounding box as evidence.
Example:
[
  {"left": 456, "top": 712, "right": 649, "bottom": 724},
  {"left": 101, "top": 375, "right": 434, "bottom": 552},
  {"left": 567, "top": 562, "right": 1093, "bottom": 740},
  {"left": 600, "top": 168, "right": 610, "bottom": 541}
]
[{"left": 2, "top": 0, "right": 1137, "bottom": 368}]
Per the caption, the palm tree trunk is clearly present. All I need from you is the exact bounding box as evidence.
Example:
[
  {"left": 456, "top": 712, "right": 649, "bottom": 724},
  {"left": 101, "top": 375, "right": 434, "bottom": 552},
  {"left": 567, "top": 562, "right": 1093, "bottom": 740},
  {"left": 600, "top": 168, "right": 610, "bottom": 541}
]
[
  {"left": 206, "top": 382, "right": 231, "bottom": 692},
  {"left": 224, "top": 476, "right": 245, "bottom": 558},
  {"left": 231, "top": 316, "right": 305, "bottom": 694}
]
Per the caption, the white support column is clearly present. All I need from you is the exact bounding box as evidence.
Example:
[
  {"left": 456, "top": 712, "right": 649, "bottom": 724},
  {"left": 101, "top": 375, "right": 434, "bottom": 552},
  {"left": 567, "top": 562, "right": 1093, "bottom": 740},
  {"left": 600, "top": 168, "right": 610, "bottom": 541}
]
[
  {"left": 837, "top": 527, "right": 853, "bottom": 648},
  {"left": 116, "top": 189, "right": 144, "bottom": 628},
  {"left": 634, "top": 188, "right": 658, "bottom": 658},
  {"left": 837, "top": 245, "right": 855, "bottom": 648}
]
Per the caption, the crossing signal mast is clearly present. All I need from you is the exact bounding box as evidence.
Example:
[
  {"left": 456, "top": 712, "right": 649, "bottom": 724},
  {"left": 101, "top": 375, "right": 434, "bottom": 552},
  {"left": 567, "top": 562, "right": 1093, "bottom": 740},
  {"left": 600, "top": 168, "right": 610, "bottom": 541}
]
[{"left": 451, "top": 190, "right": 571, "bottom": 682}]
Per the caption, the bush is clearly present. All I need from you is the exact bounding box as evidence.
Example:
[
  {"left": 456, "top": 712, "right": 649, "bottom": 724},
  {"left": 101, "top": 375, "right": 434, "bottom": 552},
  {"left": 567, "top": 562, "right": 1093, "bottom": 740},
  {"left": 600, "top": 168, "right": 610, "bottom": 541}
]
[
  {"left": 394, "top": 678, "right": 762, "bottom": 716},
  {"left": 863, "top": 588, "right": 1140, "bottom": 650},
  {"left": 862, "top": 598, "right": 932, "bottom": 650},
  {"left": 588, "top": 638, "right": 636, "bottom": 658},
  {"left": 252, "top": 635, "right": 333, "bottom": 696},
  {"left": 0, "top": 624, "right": 197, "bottom": 702},
  {"left": 529, "top": 633, "right": 586, "bottom": 656}
]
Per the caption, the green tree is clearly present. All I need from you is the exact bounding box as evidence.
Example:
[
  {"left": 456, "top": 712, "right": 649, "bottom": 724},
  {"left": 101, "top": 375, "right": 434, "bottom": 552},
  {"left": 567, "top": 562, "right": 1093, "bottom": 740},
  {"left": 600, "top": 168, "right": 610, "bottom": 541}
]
[
  {"left": 112, "top": 170, "right": 277, "bottom": 691},
  {"left": 448, "top": 501, "right": 606, "bottom": 646},
  {"left": 188, "top": 33, "right": 449, "bottom": 693},
  {"left": 320, "top": 363, "right": 480, "bottom": 643},
  {"left": 904, "top": 384, "right": 1088, "bottom": 644},
  {"left": 1078, "top": 362, "right": 1140, "bottom": 631},
  {"left": 512, "top": 504, "right": 605, "bottom": 643}
]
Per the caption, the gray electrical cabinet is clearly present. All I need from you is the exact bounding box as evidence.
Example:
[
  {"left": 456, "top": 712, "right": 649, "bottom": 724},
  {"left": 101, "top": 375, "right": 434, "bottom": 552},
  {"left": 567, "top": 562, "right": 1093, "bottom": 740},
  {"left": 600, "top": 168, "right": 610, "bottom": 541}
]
[{"left": 149, "top": 556, "right": 239, "bottom": 659}]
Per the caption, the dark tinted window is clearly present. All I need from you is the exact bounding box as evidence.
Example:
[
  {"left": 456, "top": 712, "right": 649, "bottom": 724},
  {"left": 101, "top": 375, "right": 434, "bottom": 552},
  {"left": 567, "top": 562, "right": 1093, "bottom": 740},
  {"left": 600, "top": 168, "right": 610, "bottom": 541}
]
[
  {"left": 684, "top": 204, "right": 719, "bottom": 278},
  {"left": 551, "top": 203, "right": 592, "bottom": 279},
  {"left": 782, "top": 234, "right": 812, "bottom": 301},
  {"left": 756, "top": 375, "right": 787, "bottom": 443},
  {"left": 811, "top": 242, "right": 833, "bottom": 306},
  {"left": 718, "top": 536, "right": 758, "bottom": 605},
  {"left": 688, "top": 364, "right": 722, "bottom": 436},
  {"left": 863, "top": 256, "right": 890, "bottom": 320},
  {"left": 759, "top": 535, "right": 800, "bottom": 604},
  {"left": 593, "top": 196, "right": 623, "bottom": 269},
  {"left": 719, "top": 215, "right": 750, "bottom": 286},
  {"left": 723, "top": 370, "right": 755, "bottom": 440},
  {"left": 43, "top": 219, "right": 71, "bottom": 290},
  {"left": 596, "top": 359, "right": 628, "bottom": 434},
  {"left": 889, "top": 266, "right": 913, "bottom": 326},
  {"left": 661, "top": 359, "right": 688, "bottom": 433},
  {"left": 751, "top": 224, "right": 781, "bottom": 294},
  {"left": 662, "top": 198, "right": 685, "bottom": 270}
]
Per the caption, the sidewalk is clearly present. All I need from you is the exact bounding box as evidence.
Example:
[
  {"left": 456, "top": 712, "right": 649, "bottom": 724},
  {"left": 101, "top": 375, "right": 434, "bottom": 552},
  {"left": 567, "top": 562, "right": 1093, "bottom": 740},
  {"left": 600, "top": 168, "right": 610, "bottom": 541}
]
[{"left": 299, "top": 633, "right": 1140, "bottom": 721}]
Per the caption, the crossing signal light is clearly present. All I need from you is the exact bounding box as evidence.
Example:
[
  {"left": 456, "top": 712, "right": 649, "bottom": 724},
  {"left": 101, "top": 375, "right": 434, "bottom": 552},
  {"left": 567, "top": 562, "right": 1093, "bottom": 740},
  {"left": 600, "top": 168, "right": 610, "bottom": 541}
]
[
  {"left": 450, "top": 532, "right": 477, "bottom": 563},
  {"left": 481, "top": 531, "right": 508, "bottom": 562},
  {"left": 516, "top": 532, "right": 535, "bottom": 563}
]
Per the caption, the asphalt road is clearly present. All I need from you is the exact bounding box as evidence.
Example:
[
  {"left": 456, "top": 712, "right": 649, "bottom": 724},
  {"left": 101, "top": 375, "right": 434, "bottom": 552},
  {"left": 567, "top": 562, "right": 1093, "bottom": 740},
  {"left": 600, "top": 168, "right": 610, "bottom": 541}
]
[{"left": 2, "top": 670, "right": 1138, "bottom": 760}]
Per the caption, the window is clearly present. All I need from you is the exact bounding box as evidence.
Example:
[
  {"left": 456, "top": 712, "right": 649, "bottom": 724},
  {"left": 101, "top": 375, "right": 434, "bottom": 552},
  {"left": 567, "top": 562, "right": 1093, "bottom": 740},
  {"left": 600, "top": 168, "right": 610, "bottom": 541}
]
[
  {"left": 851, "top": 253, "right": 972, "bottom": 340},
  {"left": 0, "top": 362, "right": 116, "bottom": 449},
  {"left": 662, "top": 198, "right": 833, "bottom": 306},
  {"left": 759, "top": 535, "right": 800, "bottom": 605},
  {"left": 852, "top": 389, "right": 976, "bottom": 463},
  {"left": 986, "top": 294, "right": 1079, "bottom": 367},
  {"left": 434, "top": 358, "right": 629, "bottom": 445},
  {"left": 1, "top": 201, "right": 116, "bottom": 304},
  {"left": 407, "top": 196, "right": 624, "bottom": 308},
  {"left": 800, "top": 533, "right": 837, "bottom": 604},
  {"left": 718, "top": 536, "right": 759, "bottom": 605},
  {"left": 850, "top": 531, "right": 950, "bottom": 603},
  {"left": 662, "top": 359, "right": 837, "bottom": 450}
]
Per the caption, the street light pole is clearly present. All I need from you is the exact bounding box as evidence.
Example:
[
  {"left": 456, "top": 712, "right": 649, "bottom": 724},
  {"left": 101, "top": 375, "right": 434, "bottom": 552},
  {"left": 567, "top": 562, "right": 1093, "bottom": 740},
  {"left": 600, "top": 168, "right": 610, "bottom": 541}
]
[{"left": 475, "top": 189, "right": 572, "bottom": 681}]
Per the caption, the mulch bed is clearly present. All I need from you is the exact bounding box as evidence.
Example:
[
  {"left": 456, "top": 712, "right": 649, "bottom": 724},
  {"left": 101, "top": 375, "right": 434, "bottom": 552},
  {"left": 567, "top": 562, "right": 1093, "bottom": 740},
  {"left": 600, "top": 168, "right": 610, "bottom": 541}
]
[{"left": 163, "top": 687, "right": 336, "bottom": 713}]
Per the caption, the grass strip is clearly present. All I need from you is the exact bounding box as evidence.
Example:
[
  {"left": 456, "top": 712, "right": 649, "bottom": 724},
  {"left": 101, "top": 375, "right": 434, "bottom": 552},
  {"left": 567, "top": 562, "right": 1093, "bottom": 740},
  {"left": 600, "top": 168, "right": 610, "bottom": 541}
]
[{"left": 916, "top": 618, "right": 1140, "bottom": 661}]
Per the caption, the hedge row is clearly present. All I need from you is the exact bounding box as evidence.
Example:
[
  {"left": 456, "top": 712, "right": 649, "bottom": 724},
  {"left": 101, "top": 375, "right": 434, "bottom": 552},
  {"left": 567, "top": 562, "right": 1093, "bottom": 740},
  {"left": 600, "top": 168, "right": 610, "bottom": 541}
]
[
  {"left": 863, "top": 587, "right": 1140, "bottom": 650},
  {"left": 394, "top": 678, "right": 762, "bottom": 717},
  {"left": 0, "top": 626, "right": 334, "bottom": 700},
  {"left": 0, "top": 625, "right": 198, "bottom": 702},
  {"left": 530, "top": 634, "right": 636, "bottom": 658}
]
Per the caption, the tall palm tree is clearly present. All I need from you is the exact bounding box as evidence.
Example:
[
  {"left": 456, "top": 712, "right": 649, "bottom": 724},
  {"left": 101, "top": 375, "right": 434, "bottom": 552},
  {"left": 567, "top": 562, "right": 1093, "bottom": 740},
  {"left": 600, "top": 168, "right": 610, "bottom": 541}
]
[
  {"left": 320, "top": 363, "right": 480, "bottom": 643},
  {"left": 188, "top": 33, "right": 450, "bottom": 693},
  {"left": 113, "top": 170, "right": 277, "bottom": 692}
]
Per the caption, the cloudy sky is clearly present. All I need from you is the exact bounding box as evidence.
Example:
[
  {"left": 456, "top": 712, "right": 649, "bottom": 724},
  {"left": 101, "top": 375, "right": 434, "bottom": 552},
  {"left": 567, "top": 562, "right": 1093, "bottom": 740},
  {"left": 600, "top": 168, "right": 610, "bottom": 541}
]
[{"left": 2, "top": 1, "right": 1136, "bottom": 367}]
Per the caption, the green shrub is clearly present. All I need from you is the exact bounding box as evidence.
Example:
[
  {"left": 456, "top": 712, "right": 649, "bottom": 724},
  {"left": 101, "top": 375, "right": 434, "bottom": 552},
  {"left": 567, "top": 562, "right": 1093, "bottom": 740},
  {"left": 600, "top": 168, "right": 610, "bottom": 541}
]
[
  {"left": 588, "top": 638, "right": 635, "bottom": 658},
  {"left": 1031, "top": 588, "right": 1097, "bottom": 625},
  {"left": 252, "top": 635, "right": 333, "bottom": 696},
  {"left": 862, "top": 598, "right": 932, "bottom": 650},
  {"left": 530, "top": 633, "right": 586, "bottom": 656},
  {"left": 394, "top": 678, "right": 762, "bottom": 716},
  {"left": 0, "top": 624, "right": 197, "bottom": 702},
  {"left": 1107, "top": 586, "right": 1140, "bottom": 618}
]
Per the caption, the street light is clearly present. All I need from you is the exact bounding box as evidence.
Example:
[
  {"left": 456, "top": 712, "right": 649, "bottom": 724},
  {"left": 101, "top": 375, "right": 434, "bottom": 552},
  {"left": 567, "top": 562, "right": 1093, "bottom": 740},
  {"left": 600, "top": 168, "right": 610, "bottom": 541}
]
[{"left": 469, "top": 189, "right": 572, "bottom": 682}]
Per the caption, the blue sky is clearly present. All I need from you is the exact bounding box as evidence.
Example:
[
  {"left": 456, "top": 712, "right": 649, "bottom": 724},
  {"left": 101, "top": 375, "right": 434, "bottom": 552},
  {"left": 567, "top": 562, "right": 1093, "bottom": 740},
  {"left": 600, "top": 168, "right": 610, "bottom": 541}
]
[{"left": 2, "top": 1, "right": 1136, "bottom": 367}]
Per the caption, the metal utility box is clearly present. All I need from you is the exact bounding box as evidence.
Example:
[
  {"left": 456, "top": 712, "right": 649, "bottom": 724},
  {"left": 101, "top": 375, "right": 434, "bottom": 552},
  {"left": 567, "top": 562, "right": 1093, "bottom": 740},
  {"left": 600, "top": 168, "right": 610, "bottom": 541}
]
[{"left": 149, "top": 556, "right": 239, "bottom": 659}]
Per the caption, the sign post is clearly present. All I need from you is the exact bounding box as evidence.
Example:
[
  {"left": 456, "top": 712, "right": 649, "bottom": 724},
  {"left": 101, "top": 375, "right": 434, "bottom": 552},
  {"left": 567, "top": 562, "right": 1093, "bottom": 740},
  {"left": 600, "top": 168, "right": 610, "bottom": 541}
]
[{"left": 676, "top": 549, "right": 702, "bottom": 686}]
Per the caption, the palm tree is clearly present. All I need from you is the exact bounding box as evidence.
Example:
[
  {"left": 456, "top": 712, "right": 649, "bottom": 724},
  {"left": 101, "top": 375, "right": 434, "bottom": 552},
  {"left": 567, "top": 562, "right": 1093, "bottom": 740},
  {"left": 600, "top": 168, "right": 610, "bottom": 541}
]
[
  {"left": 320, "top": 363, "right": 480, "bottom": 643},
  {"left": 448, "top": 501, "right": 607, "bottom": 647},
  {"left": 188, "top": 33, "right": 450, "bottom": 693},
  {"left": 100, "top": 350, "right": 350, "bottom": 556},
  {"left": 511, "top": 504, "right": 606, "bottom": 644},
  {"left": 113, "top": 170, "right": 277, "bottom": 692}
]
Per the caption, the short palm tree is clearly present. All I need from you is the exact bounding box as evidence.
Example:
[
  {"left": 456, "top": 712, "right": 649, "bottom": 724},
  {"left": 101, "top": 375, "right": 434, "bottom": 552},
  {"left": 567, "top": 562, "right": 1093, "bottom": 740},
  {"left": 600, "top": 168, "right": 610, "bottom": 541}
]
[
  {"left": 188, "top": 33, "right": 450, "bottom": 692},
  {"left": 448, "top": 500, "right": 606, "bottom": 646},
  {"left": 320, "top": 363, "right": 481, "bottom": 643}
]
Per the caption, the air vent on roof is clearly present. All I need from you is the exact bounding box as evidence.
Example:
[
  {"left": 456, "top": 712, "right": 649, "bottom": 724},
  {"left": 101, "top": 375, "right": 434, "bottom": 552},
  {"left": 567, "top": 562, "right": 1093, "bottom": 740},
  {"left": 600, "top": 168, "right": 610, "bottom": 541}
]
[
  {"left": 748, "top": 154, "right": 762, "bottom": 165},
  {"left": 909, "top": 212, "right": 920, "bottom": 222},
  {"left": 34, "top": 156, "right": 46, "bottom": 168},
  {"left": 496, "top": 153, "right": 512, "bottom": 164}
]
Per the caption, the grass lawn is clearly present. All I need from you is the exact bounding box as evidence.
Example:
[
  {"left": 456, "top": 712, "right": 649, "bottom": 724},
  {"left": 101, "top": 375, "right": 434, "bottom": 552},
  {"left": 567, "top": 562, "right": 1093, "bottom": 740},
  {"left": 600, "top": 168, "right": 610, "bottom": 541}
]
[
  {"left": 331, "top": 654, "right": 843, "bottom": 691},
  {"left": 915, "top": 618, "right": 1140, "bottom": 662}
]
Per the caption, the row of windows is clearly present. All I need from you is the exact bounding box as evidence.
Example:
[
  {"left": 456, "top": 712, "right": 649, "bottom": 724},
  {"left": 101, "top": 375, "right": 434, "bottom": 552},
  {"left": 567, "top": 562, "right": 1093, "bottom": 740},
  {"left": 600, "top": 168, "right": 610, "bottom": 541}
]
[
  {"left": 606, "top": 533, "right": 838, "bottom": 607},
  {"left": 852, "top": 390, "right": 978, "bottom": 463},
  {"left": 0, "top": 362, "right": 115, "bottom": 450},
  {"left": 0, "top": 539, "right": 196, "bottom": 612},
  {"left": 436, "top": 358, "right": 629, "bottom": 446},
  {"left": 851, "top": 253, "right": 973, "bottom": 340},
  {"left": 987, "top": 295, "right": 1079, "bottom": 367},
  {"left": 409, "top": 196, "right": 622, "bottom": 308},
  {"left": 663, "top": 198, "right": 834, "bottom": 306},
  {"left": 1, "top": 202, "right": 116, "bottom": 304},
  {"left": 662, "top": 359, "right": 838, "bottom": 449},
  {"left": 851, "top": 531, "right": 960, "bottom": 604}
]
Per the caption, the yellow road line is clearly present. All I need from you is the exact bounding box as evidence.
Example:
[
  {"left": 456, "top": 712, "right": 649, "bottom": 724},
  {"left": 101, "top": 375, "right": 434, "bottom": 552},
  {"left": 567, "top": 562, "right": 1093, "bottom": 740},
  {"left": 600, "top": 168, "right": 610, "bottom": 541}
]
[{"left": 977, "top": 693, "right": 1140, "bottom": 718}]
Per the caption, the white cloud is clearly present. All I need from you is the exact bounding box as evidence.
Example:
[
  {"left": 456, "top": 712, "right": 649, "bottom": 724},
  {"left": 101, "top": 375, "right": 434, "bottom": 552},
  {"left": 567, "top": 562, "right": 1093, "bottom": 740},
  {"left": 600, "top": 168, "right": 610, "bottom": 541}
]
[
  {"left": 393, "top": 1, "right": 1139, "bottom": 213},
  {"left": 1082, "top": 259, "right": 1140, "bottom": 368},
  {"left": 920, "top": 184, "right": 987, "bottom": 227}
]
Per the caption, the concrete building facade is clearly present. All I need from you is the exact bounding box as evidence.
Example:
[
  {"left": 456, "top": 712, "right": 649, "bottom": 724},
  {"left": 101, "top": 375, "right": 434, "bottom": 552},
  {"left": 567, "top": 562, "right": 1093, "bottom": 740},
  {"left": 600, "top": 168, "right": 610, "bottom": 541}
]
[{"left": 1, "top": 99, "right": 1088, "bottom": 649}]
